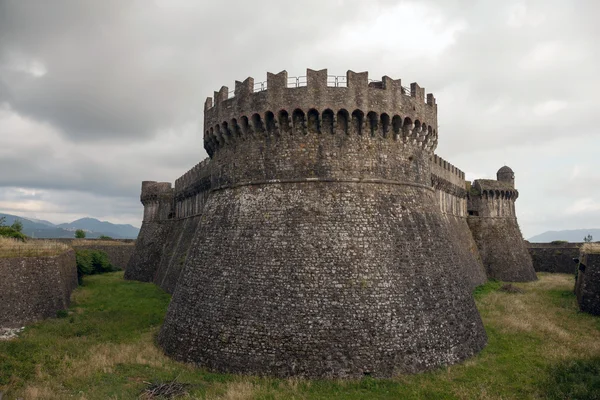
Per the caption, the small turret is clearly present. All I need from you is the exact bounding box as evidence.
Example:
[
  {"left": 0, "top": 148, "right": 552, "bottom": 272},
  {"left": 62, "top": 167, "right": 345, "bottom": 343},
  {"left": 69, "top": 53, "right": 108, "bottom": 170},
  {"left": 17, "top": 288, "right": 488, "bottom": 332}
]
[
  {"left": 497, "top": 166, "right": 515, "bottom": 188},
  {"left": 140, "top": 181, "right": 174, "bottom": 222}
]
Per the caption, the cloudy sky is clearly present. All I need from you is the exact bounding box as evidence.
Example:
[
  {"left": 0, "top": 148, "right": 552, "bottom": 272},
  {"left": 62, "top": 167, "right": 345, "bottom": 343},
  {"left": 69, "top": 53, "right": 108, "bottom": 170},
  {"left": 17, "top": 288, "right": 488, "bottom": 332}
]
[{"left": 0, "top": 0, "right": 598, "bottom": 238}]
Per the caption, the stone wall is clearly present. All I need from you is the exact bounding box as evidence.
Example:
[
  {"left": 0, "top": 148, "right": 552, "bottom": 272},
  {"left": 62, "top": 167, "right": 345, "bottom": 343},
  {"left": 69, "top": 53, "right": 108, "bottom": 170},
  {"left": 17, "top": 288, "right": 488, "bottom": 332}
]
[
  {"left": 124, "top": 220, "right": 173, "bottom": 282},
  {"left": 34, "top": 239, "right": 136, "bottom": 271},
  {"left": 153, "top": 215, "right": 202, "bottom": 294},
  {"left": 466, "top": 174, "right": 536, "bottom": 282},
  {"left": 71, "top": 243, "right": 134, "bottom": 270},
  {"left": 159, "top": 70, "right": 487, "bottom": 378},
  {"left": 467, "top": 217, "right": 536, "bottom": 282},
  {"left": 528, "top": 242, "right": 581, "bottom": 274},
  {"left": 430, "top": 154, "right": 486, "bottom": 288},
  {"left": 0, "top": 250, "right": 77, "bottom": 328},
  {"left": 575, "top": 251, "right": 600, "bottom": 315}
]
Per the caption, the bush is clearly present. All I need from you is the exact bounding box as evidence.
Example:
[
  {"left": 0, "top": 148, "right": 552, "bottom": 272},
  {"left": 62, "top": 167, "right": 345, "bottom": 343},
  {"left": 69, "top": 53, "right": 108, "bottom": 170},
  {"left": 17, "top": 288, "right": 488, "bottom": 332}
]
[
  {"left": 11, "top": 220, "right": 23, "bottom": 233},
  {"left": 75, "top": 249, "right": 119, "bottom": 284},
  {"left": 75, "top": 229, "right": 86, "bottom": 239},
  {"left": 551, "top": 240, "right": 568, "bottom": 245},
  {"left": 98, "top": 235, "right": 113, "bottom": 240},
  {"left": 0, "top": 226, "right": 28, "bottom": 242}
]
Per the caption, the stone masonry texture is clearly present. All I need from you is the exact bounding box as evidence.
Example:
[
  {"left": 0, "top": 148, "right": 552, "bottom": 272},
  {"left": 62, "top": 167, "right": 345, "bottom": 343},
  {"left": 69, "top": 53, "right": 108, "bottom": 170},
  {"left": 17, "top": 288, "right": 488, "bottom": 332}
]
[
  {"left": 466, "top": 169, "right": 537, "bottom": 282},
  {"left": 575, "top": 252, "right": 600, "bottom": 316},
  {"left": 128, "top": 69, "right": 534, "bottom": 377},
  {"left": 528, "top": 242, "right": 581, "bottom": 274},
  {"left": 0, "top": 250, "right": 78, "bottom": 328},
  {"left": 152, "top": 69, "right": 488, "bottom": 378}
]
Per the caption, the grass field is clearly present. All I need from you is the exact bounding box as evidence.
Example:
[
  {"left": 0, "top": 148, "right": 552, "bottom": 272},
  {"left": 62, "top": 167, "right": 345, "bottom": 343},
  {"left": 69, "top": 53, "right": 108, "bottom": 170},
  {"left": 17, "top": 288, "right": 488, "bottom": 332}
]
[{"left": 1, "top": 273, "right": 599, "bottom": 399}]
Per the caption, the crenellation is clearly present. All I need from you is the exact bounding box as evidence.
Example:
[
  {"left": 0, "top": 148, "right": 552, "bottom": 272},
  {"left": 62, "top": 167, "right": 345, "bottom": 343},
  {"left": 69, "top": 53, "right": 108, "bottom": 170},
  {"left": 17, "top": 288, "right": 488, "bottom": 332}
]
[{"left": 204, "top": 69, "right": 437, "bottom": 158}]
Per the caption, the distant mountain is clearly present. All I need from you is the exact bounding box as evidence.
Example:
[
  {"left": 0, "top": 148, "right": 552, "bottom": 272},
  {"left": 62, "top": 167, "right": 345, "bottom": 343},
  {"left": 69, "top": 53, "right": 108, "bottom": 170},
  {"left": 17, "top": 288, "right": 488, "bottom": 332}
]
[
  {"left": 0, "top": 213, "right": 139, "bottom": 239},
  {"left": 528, "top": 229, "right": 600, "bottom": 243},
  {"left": 57, "top": 217, "right": 140, "bottom": 239}
]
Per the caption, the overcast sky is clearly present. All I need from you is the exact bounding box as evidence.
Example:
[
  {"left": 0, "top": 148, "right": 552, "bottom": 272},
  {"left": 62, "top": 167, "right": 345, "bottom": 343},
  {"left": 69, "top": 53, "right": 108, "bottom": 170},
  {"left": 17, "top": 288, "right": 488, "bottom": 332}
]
[{"left": 0, "top": 0, "right": 598, "bottom": 238}]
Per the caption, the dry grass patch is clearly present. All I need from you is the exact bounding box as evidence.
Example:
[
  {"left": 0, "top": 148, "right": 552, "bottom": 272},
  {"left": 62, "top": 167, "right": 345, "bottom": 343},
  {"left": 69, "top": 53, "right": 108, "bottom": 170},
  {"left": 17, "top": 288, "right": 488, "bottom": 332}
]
[
  {"left": 0, "top": 237, "right": 70, "bottom": 258},
  {"left": 207, "top": 381, "right": 258, "bottom": 400},
  {"left": 72, "top": 239, "right": 134, "bottom": 247},
  {"left": 477, "top": 273, "right": 600, "bottom": 362},
  {"left": 582, "top": 242, "right": 600, "bottom": 254},
  {"left": 64, "top": 333, "right": 168, "bottom": 378}
]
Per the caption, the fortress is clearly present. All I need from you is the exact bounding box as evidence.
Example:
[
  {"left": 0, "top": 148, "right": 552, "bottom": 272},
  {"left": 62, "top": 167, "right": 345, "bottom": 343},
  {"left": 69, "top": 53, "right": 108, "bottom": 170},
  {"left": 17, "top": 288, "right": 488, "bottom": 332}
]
[{"left": 125, "top": 69, "right": 535, "bottom": 378}]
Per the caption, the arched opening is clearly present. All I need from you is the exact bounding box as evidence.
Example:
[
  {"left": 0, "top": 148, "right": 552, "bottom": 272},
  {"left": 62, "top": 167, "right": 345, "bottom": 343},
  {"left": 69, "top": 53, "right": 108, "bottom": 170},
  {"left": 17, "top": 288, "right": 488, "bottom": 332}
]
[
  {"left": 307, "top": 109, "right": 320, "bottom": 134},
  {"left": 403, "top": 117, "right": 413, "bottom": 137},
  {"left": 392, "top": 115, "right": 402, "bottom": 138},
  {"left": 351, "top": 110, "right": 364, "bottom": 135},
  {"left": 414, "top": 120, "right": 422, "bottom": 137},
  {"left": 337, "top": 109, "right": 349, "bottom": 135},
  {"left": 321, "top": 109, "right": 334, "bottom": 135},
  {"left": 221, "top": 121, "right": 231, "bottom": 142},
  {"left": 251, "top": 113, "right": 265, "bottom": 135},
  {"left": 380, "top": 113, "right": 390, "bottom": 138},
  {"left": 240, "top": 116, "right": 250, "bottom": 136},
  {"left": 278, "top": 110, "right": 290, "bottom": 134},
  {"left": 231, "top": 118, "right": 242, "bottom": 138},
  {"left": 265, "top": 111, "right": 277, "bottom": 135},
  {"left": 367, "top": 111, "right": 378, "bottom": 136},
  {"left": 292, "top": 109, "right": 306, "bottom": 135},
  {"left": 213, "top": 126, "right": 222, "bottom": 146}
]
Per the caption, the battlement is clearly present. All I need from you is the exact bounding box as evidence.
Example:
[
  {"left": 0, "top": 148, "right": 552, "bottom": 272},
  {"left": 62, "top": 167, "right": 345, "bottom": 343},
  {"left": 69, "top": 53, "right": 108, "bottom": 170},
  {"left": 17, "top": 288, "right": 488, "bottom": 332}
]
[
  {"left": 471, "top": 179, "right": 519, "bottom": 201},
  {"left": 174, "top": 157, "right": 212, "bottom": 200},
  {"left": 140, "top": 181, "right": 173, "bottom": 205},
  {"left": 204, "top": 69, "right": 436, "bottom": 110},
  {"left": 140, "top": 181, "right": 174, "bottom": 222},
  {"left": 431, "top": 154, "right": 465, "bottom": 180},
  {"left": 203, "top": 69, "right": 438, "bottom": 157}
]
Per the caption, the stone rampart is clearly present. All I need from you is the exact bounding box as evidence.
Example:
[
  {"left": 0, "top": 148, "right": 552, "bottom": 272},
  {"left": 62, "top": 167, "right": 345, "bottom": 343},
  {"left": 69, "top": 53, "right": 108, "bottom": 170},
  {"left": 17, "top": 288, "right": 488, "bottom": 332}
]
[
  {"left": 528, "top": 242, "right": 581, "bottom": 274},
  {"left": 467, "top": 217, "right": 536, "bottom": 282},
  {"left": 575, "top": 250, "right": 600, "bottom": 315},
  {"left": 158, "top": 69, "right": 487, "bottom": 378},
  {"left": 125, "top": 181, "right": 175, "bottom": 282},
  {"left": 429, "top": 155, "right": 485, "bottom": 287},
  {"left": 467, "top": 171, "right": 536, "bottom": 282},
  {"left": 0, "top": 250, "right": 77, "bottom": 328},
  {"left": 32, "top": 239, "right": 135, "bottom": 270},
  {"left": 153, "top": 216, "right": 202, "bottom": 294},
  {"left": 175, "top": 158, "right": 212, "bottom": 219}
]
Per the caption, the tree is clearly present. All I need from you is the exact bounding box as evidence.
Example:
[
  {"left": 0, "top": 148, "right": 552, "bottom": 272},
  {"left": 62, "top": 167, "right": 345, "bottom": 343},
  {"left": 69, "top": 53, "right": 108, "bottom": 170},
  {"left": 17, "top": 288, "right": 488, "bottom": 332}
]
[
  {"left": 11, "top": 219, "right": 23, "bottom": 233},
  {"left": 75, "top": 229, "right": 86, "bottom": 239},
  {"left": 584, "top": 234, "right": 593, "bottom": 243},
  {"left": 0, "top": 216, "right": 5, "bottom": 226}
]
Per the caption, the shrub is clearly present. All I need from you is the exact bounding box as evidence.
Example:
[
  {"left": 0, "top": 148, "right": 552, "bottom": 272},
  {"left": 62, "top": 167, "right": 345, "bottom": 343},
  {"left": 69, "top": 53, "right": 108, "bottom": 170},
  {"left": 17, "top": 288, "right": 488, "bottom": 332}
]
[
  {"left": 551, "top": 240, "right": 568, "bottom": 245},
  {"left": 98, "top": 235, "right": 113, "bottom": 240},
  {"left": 75, "top": 229, "right": 86, "bottom": 239},
  {"left": 11, "top": 220, "right": 23, "bottom": 233},
  {"left": 75, "top": 249, "right": 120, "bottom": 284},
  {"left": 0, "top": 226, "right": 28, "bottom": 242}
]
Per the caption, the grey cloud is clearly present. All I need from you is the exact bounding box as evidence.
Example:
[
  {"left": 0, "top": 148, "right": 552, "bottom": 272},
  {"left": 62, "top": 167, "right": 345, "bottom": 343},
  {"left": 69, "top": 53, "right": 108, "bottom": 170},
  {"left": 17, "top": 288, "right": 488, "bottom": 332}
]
[{"left": 1, "top": 0, "right": 599, "bottom": 236}]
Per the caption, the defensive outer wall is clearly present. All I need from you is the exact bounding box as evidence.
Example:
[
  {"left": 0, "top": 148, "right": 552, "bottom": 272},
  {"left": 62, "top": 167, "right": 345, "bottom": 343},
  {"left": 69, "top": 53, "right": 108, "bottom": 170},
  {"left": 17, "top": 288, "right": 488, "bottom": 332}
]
[
  {"left": 575, "top": 247, "right": 600, "bottom": 315},
  {"left": 527, "top": 242, "right": 582, "bottom": 274},
  {"left": 466, "top": 167, "right": 537, "bottom": 282},
  {"left": 126, "top": 69, "right": 535, "bottom": 377},
  {"left": 0, "top": 249, "right": 78, "bottom": 328}
]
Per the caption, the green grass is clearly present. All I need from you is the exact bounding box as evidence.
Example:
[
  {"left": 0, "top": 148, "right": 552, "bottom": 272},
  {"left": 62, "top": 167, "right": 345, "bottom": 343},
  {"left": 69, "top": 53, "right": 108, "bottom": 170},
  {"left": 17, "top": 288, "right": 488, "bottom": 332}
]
[{"left": 1, "top": 272, "right": 600, "bottom": 399}]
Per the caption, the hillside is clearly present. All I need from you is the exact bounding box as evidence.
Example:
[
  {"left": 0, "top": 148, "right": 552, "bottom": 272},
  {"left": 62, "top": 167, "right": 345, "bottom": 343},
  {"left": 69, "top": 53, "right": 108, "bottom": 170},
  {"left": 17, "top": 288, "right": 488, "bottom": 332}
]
[
  {"left": 528, "top": 229, "right": 600, "bottom": 243},
  {"left": 0, "top": 213, "right": 140, "bottom": 239}
]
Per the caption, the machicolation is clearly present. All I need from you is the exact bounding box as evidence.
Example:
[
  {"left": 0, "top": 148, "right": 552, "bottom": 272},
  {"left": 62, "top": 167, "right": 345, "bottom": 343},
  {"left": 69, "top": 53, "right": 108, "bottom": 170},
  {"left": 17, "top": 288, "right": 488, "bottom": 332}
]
[{"left": 126, "top": 69, "right": 536, "bottom": 378}]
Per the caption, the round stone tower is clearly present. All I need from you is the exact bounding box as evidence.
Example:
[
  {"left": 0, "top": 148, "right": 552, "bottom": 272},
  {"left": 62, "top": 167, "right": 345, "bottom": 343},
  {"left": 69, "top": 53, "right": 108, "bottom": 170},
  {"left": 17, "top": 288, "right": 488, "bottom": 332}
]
[
  {"left": 496, "top": 165, "right": 515, "bottom": 188},
  {"left": 158, "top": 69, "right": 487, "bottom": 378}
]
